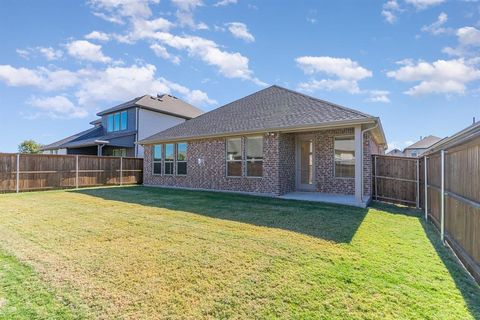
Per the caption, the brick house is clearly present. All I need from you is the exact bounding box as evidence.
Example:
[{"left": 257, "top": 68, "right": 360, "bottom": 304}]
[{"left": 139, "top": 86, "right": 387, "bottom": 207}]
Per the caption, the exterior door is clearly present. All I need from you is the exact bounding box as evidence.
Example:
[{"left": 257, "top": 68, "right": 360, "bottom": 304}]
[{"left": 296, "top": 136, "right": 315, "bottom": 191}]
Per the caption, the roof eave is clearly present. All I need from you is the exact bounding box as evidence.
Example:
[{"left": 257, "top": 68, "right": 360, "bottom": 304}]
[{"left": 138, "top": 118, "right": 378, "bottom": 145}]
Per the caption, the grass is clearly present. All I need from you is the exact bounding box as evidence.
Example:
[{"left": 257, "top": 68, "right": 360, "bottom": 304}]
[{"left": 0, "top": 186, "right": 478, "bottom": 319}]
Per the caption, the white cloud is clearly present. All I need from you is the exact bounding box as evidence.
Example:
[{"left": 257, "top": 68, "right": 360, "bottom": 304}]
[
  {"left": 443, "top": 26, "right": 480, "bottom": 57},
  {"left": 225, "top": 22, "right": 254, "bottom": 42},
  {"left": 85, "top": 31, "right": 110, "bottom": 41},
  {"left": 27, "top": 95, "right": 88, "bottom": 119},
  {"left": 421, "top": 12, "right": 450, "bottom": 35},
  {"left": 16, "top": 49, "right": 30, "bottom": 60},
  {"left": 75, "top": 64, "right": 215, "bottom": 107},
  {"left": 89, "top": 0, "right": 158, "bottom": 20},
  {"left": 66, "top": 40, "right": 112, "bottom": 63},
  {"left": 296, "top": 56, "right": 373, "bottom": 94},
  {"left": 367, "top": 90, "right": 391, "bottom": 103},
  {"left": 150, "top": 43, "right": 181, "bottom": 64},
  {"left": 171, "top": 0, "right": 207, "bottom": 30},
  {"left": 154, "top": 32, "right": 264, "bottom": 84},
  {"left": 0, "top": 63, "right": 214, "bottom": 110},
  {"left": 214, "top": 0, "right": 237, "bottom": 7},
  {"left": 382, "top": 0, "right": 401, "bottom": 24},
  {"left": 298, "top": 79, "right": 362, "bottom": 94},
  {"left": 0, "top": 65, "right": 78, "bottom": 90},
  {"left": 405, "top": 0, "right": 445, "bottom": 9},
  {"left": 38, "top": 47, "right": 63, "bottom": 61},
  {"left": 387, "top": 59, "right": 480, "bottom": 95},
  {"left": 296, "top": 56, "right": 372, "bottom": 80}
]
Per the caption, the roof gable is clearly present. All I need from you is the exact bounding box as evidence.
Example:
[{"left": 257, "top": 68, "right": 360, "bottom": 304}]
[
  {"left": 140, "top": 85, "right": 376, "bottom": 144},
  {"left": 97, "top": 94, "right": 204, "bottom": 119},
  {"left": 404, "top": 135, "right": 443, "bottom": 150}
]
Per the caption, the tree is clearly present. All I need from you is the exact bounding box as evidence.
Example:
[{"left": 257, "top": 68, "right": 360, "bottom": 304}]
[{"left": 18, "top": 140, "right": 42, "bottom": 154}]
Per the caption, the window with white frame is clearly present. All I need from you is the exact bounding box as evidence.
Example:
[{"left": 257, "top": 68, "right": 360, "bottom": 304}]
[
  {"left": 226, "top": 138, "right": 242, "bottom": 176},
  {"left": 246, "top": 136, "right": 263, "bottom": 177},
  {"left": 164, "top": 143, "right": 174, "bottom": 175},
  {"left": 153, "top": 144, "right": 162, "bottom": 174},
  {"left": 176, "top": 143, "right": 187, "bottom": 175},
  {"left": 334, "top": 136, "right": 355, "bottom": 178}
]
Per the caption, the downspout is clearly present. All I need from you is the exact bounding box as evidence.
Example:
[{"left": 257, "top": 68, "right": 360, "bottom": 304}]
[{"left": 361, "top": 122, "right": 379, "bottom": 201}]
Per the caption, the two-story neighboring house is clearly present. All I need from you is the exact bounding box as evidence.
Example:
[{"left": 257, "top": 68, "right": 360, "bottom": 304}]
[
  {"left": 403, "top": 135, "right": 443, "bottom": 157},
  {"left": 41, "top": 94, "right": 203, "bottom": 158}
]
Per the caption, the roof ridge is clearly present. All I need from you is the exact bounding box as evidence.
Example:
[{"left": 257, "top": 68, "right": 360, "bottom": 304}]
[{"left": 271, "top": 84, "right": 373, "bottom": 119}]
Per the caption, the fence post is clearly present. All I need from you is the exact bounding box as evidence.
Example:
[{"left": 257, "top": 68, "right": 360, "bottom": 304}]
[
  {"left": 16, "top": 153, "right": 20, "bottom": 193},
  {"left": 119, "top": 157, "right": 123, "bottom": 186},
  {"left": 374, "top": 156, "right": 378, "bottom": 201},
  {"left": 440, "top": 150, "right": 445, "bottom": 243},
  {"left": 75, "top": 155, "right": 79, "bottom": 189},
  {"left": 424, "top": 156, "right": 428, "bottom": 221},
  {"left": 416, "top": 158, "right": 420, "bottom": 209}
]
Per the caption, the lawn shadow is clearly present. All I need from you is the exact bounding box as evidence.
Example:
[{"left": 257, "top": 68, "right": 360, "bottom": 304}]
[
  {"left": 420, "top": 219, "right": 480, "bottom": 319},
  {"left": 71, "top": 186, "right": 368, "bottom": 244}
]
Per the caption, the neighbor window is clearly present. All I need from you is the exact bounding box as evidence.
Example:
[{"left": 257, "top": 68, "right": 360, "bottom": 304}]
[
  {"left": 107, "top": 114, "right": 114, "bottom": 132},
  {"left": 176, "top": 143, "right": 187, "bottom": 175},
  {"left": 164, "top": 144, "right": 174, "bottom": 175},
  {"left": 107, "top": 111, "right": 128, "bottom": 132},
  {"left": 334, "top": 136, "right": 355, "bottom": 178},
  {"left": 112, "top": 148, "right": 127, "bottom": 157},
  {"left": 153, "top": 144, "right": 162, "bottom": 174},
  {"left": 120, "top": 111, "right": 127, "bottom": 130},
  {"left": 226, "top": 138, "right": 242, "bottom": 176},
  {"left": 246, "top": 136, "right": 263, "bottom": 177}
]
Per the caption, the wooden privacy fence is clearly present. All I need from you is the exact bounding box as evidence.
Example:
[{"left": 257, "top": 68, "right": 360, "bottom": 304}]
[
  {"left": 373, "top": 122, "right": 480, "bottom": 283},
  {"left": 0, "top": 153, "right": 143, "bottom": 193},
  {"left": 424, "top": 133, "right": 480, "bottom": 284},
  {"left": 372, "top": 155, "right": 422, "bottom": 208}
]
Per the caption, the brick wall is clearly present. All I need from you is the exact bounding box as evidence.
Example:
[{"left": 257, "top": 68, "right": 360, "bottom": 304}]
[
  {"left": 143, "top": 134, "right": 281, "bottom": 195},
  {"left": 143, "top": 127, "right": 379, "bottom": 197}
]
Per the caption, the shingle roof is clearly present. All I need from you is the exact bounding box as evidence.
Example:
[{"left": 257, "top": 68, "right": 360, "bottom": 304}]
[
  {"left": 404, "top": 135, "right": 443, "bottom": 150},
  {"left": 41, "top": 126, "right": 103, "bottom": 150},
  {"left": 60, "top": 131, "right": 136, "bottom": 148},
  {"left": 97, "top": 94, "right": 204, "bottom": 119},
  {"left": 139, "top": 85, "right": 376, "bottom": 144}
]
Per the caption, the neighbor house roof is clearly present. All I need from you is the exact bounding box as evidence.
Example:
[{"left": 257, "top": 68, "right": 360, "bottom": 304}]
[
  {"left": 59, "top": 131, "right": 136, "bottom": 149},
  {"left": 404, "top": 135, "right": 443, "bottom": 150},
  {"left": 139, "top": 85, "right": 386, "bottom": 145},
  {"left": 41, "top": 126, "right": 103, "bottom": 151},
  {"left": 97, "top": 94, "right": 204, "bottom": 119}
]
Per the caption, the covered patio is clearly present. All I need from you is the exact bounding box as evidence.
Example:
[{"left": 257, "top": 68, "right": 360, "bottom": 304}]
[{"left": 279, "top": 192, "right": 371, "bottom": 208}]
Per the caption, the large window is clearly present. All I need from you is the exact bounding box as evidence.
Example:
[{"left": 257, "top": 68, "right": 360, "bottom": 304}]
[
  {"left": 107, "top": 111, "right": 128, "bottom": 132},
  {"left": 246, "top": 136, "right": 263, "bottom": 177},
  {"left": 176, "top": 143, "right": 187, "bottom": 175},
  {"left": 153, "top": 144, "right": 162, "bottom": 175},
  {"left": 164, "top": 144, "right": 174, "bottom": 175},
  {"left": 120, "top": 111, "right": 127, "bottom": 130},
  {"left": 226, "top": 138, "right": 242, "bottom": 176},
  {"left": 334, "top": 136, "right": 355, "bottom": 178}
]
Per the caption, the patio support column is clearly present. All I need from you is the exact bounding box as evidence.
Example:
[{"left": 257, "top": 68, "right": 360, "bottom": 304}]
[{"left": 354, "top": 125, "right": 362, "bottom": 204}]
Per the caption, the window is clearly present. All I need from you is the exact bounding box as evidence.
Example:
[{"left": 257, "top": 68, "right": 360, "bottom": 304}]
[
  {"left": 177, "top": 143, "right": 187, "bottom": 175},
  {"left": 120, "top": 111, "right": 128, "bottom": 130},
  {"left": 226, "top": 138, "right": 242, "bottom": 176},
  {"left": 107, "top": 114, "right": 114, "bottom": 132},
  {"left": 107, "top": 111, "right": 128, "bottom": 132},
  {"left": 164, "top": 144, "right": 174, "bottom": 175},
  {"left": 153, "top": 144, "right": 162, "bottom": 174},
  {"left": 112, "top": 148, "right": 127, "bottom": 157},
  {"left": 246, "top": 136, "right": 263, "bottom": 177},
  {"left": 334, "top": 136, "right": 355, "bottom": 178}
]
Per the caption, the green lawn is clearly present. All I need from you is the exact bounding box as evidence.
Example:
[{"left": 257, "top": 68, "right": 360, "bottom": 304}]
[{"left": 0, "top": 186, "right": 478, "bottom": 319}]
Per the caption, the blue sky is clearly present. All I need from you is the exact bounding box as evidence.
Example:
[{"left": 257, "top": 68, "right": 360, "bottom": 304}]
[{"left": 0, "top": 0, "right": 479, "bottom": 152}]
